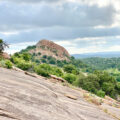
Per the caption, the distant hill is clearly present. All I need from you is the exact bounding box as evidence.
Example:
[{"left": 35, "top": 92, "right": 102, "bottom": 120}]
[
  {"left": 72, "top": 51, "right": 120, "bottom": 58},
  {"left": 21, "top": 39, "right": 70, "bottom": 61}
]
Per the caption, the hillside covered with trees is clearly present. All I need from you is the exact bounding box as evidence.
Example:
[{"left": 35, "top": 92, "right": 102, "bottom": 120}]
[{"left": 81, "top": 57, "right": 120, "bottom": 82}]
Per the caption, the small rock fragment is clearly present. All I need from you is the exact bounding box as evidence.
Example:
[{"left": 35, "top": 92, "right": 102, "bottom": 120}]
[{"left": 65, "top": 94, "right": 77, "bottom": 100}]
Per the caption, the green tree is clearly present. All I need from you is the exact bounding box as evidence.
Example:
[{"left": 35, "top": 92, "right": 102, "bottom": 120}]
[
  {"left": 63, "top": 64, "right": 79, "bottom": 75},
  {"left": 97, "top": 90, "right": 105, "bottom": 98},
  {"left": 5, "top": 60, "right": 13, "bottom": 69},
  {"left": 63, "top": 73, "right": 76, "bottom": 84},
  {"left": 0, "top": 39, "right": 8, "bottom": 53},
  {"left": 49, "top": 58, "right": 56, "bottom": 64},
  {"left": 73, "top": 73, "right": 85, "bottom": 87},
  {"left": 34, "top": 67, "right": 50, "bottom": 77},
  {"left": 102, "top": 82, "right": 115, "bottom": 96},
  {"left": 116, "top": 82, "right": 120, "bottom": 94},
  {"left": 17, "top": 60, "right": 32, "bottom": 71},
  {"left": 43, "top": 55, "right": 47, "bottom": 59},
  {"left": 22, "top": 53, "right": 31, "bottom": 61}
]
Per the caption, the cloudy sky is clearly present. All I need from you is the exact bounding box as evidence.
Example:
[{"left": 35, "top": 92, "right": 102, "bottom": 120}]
[{"left": 0, "top": 0, "right": 120, "bottom": 54}]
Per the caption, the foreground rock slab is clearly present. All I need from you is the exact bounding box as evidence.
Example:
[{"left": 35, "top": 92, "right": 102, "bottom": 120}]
[{"left": 0, "top": 67, "right": 116, "bottom": 120}]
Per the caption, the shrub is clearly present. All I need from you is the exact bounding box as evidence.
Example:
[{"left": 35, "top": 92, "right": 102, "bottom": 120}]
[
  {"left": 83, "top": 74, "right": 100, "bottom": 93},
  {"left": 73, "top": 74, "right": 100, "bottom": 94},
  {"left": 38, "top": 64, "right": 52, "bottom": 71},
  {"left": 47, "top": 56, "right": 52, "bottom": 60},
  {"left": 34, "top": 66, "right": 50, "bottom": 77},
  {"left": 56, "top": 60, "right": 63, "bottom": 67},
  {"left": 41, "top": 59, "right": 47, "bottom": 63},
  {"left": 35, "top": 59, "right": 40, "bottom": 64},
  {"left": 0, "top": 59, "right": 6, "bottom": 67},
  {"left": 5, "top": 60, "right": 13, "bottom": 69},
  {"left": 97, "top": 90, "right": 105, "bottom": 98},
  {"left": 32, "top": 53, "right": 36, "bottom": 56},
  {"left": 10, "top": 56, "right": 20, "bottom": 64},
  {"left": 116, "top": 82, "right": 120, "bottom": 94},
  {"left": 48, "top": 57, "right": 56, "bottom": 64},
  {"left": 38, "top": 52, "right": 41, "bottom": 56},
  {"left": 43, "top": 55, "right": 47, "bottom": 59},
  {"left": 73, "top": 73, "right": 85, "bottom": 87},
  {"left": 102, "top": 82, "right": 115, "bottom": 95},
  {"left": 51, "top": 67, "right": 63, "bottom": 77},
  {"left": 22, "top": 53, "right": 31, "bottom": 61},
  {"left": 14, "top": 52, "right": 21, "bottom": 58},
  {"left": 34, "top": 64, "right": 63, "bottom": 77},
  {"left": 63, "top": 64, "right": 79, "bottom": 75},
  {"left": 17, "top": 60, "right": 32, "bottom": 71},
  {"left": 63, "top": 73, "right": 76, "bottom": 84},
  {"left": 34, "top": 64, "right": 52, "bottom": 74}
]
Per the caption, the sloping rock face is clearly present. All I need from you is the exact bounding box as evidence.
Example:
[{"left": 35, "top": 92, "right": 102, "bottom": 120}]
[
  {"left": 30, "top": 40, "right": 70, "bottom": 61},
  {"left": 0, "top": 67, "right": 116, "bottom": 120}
]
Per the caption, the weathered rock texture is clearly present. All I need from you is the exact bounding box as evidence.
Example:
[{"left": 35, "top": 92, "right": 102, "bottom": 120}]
[
  {"left": 30, "top": 39, "right": 70, "bottom": 61},
  {"left": 0, "top": 67, "right": 118, "bottom": 120}
]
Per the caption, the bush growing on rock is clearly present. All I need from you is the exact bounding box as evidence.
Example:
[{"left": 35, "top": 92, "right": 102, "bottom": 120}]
[
  {"left": 96, "top": 90, "right": 105, "bottom": 98},
  {"left": 51, "top": 67, "right": 63, "bottom": 77},
  {"left": 34, "top": 63, "right": 63, "bottom": 77},
  {"left": 34, "top": 66, "right": 50, "bottom": 77},
  {"left": 63, "top": 64, "right": 79, "bottom": 75},
  {"left": 0, "top": 59, "right": 12, "bottom": 69},
  {"left": 49, "top": 58, "right": 56, "bottom": 64},
  {"left": 17, "top": 60, "right": 32, "bottom": 71},
  {"left": 5, "top": 60, "right": 13, "bottom": 69},
  {"left": 11, "top": 56, "right": 20, "bottom": 64},
  {"left": 22, "top": 53, "right": 31, "bottom": 61},
  {"left": 0, "top": 59, "right": 6, "bottom": 67},
  {"left": 63, "top": 73, "right": 76, "bottom": 84},
  {"left": 41, "top": 59, "right": 47, "bottom": 63},
  {"left": 73, "top": 73, "right": 85, "bottom": 87}
]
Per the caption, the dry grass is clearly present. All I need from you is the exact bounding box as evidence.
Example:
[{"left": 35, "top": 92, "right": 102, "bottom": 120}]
[
  {"left": 83, "top": 93, "right": 102, "bottom": 106},
  {"left": 101, "top": 108, "right": 120, "bottom": 120}
]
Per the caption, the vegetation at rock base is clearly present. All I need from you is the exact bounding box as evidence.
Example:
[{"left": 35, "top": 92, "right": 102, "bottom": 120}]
[
  {"left": 0, "top": 59, "right": 13, "bottom": 69},
  {"left": 63, "top": 73, "right": 77, "bottom": 84},
  {"left": 5, "top": 60, "right": 13, "bottom": 69},
  {"left": 96, "top": 90, "right": 105, "bottom": 98},
  {"left": 34, "top": 66, "right": 50, "bottom": 77}
]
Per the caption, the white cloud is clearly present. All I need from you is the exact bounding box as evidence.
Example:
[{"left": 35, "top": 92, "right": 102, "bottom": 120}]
[
  {"left": 1, "top": 0, "right": 120, "bottom": 55},
  {"left": 66, "top": 45, "right": 120, "bottom": 54},
  {"left": 108, "top": 45, "right": 120, "bottom": 52},
  {"left": 55, "top": 41, "right": 77, "bottom": 47},
  {"left": 0, "top": 32, "right": 19, "bottom": 36},
  {"left": 5, "top": 42, "right": 36, "bottom": 54}
]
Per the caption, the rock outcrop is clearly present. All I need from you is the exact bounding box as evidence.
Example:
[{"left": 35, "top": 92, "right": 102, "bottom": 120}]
[
  {"left": 29, "top": 39, "right": 70, "bottom": 61},
  {"left": 0, "top": 67, "right": 119, "bottom": 120},
  {"left": 0, "top": 52, "right": 10, "bottom": 59}
]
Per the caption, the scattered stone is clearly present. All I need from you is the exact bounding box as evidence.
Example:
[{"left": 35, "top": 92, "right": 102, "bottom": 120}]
[
  {"left": 25, "top": 71, "right": 38, "bottom": 78},
  {"left": 50, "top": 75, "right": 65, "bottom": 82},
  {"left": 64, "top": 93, "right": 78, "bottom": 100},
  {"left": 12, "top": 66, "right": 24, "bottom": 72}
]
